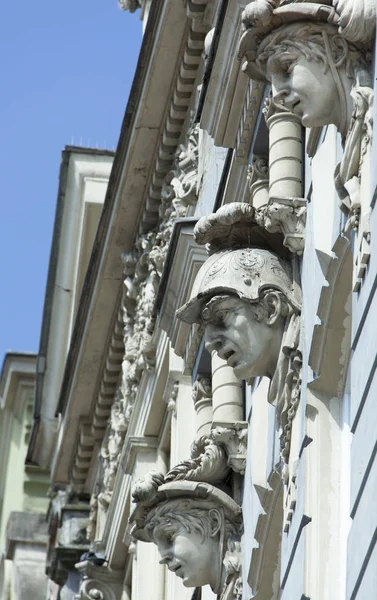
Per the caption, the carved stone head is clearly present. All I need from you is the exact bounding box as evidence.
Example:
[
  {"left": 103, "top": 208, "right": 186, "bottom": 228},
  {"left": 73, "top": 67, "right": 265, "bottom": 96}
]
[
  {"left": 177, "top": 247, "right": 300, "bottom": 380},
  {"left": 260, "top": 23, "right": 370, "bottom": 135},
  {"left": 239, "top": 0, "right": 374, "bottom": 135},
  {"left": 130, "top": 479, "right": 242, "bottom": 597}
]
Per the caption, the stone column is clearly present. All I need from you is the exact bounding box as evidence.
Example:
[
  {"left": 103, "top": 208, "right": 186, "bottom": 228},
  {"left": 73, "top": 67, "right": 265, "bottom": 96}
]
[
  {"left": 267, "top": 111, "right": 303, "bottom": 199},
  {"left": 261, "top": 105, "right": 306, "bottom": 255},
  {"left": 211, "top": 352, "right": 243, "bottom": 426}
]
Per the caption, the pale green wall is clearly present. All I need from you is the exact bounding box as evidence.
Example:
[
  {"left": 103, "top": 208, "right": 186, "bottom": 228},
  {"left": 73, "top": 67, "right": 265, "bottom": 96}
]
[{"left": 0, "top": 393, "right": 49, "bottom": 550}]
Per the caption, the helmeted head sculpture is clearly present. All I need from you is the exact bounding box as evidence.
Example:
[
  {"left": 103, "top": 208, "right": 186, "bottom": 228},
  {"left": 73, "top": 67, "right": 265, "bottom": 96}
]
[
  {"left": 177, "top": 246, "right": 300, "bottom": 381},
  {"left": 239, "top": 0, "right": 374, "bottom": 137},
  {"left": 176, "top": 203, "right": 302, "bottom": 463},
  {"left": 130, "top": 475, "right": 242, "bottom": 599}
]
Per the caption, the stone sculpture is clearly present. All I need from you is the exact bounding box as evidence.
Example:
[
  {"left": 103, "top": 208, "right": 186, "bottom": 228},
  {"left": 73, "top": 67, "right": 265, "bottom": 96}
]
[
  {"left": 130, "top": 469, "right": 242, "bottom": 600},
  {"left": 177, "top": 203, "right": 302, "bottom": 462},
  {"left": 239, "top": 0, "right": 374, "bottom": 219}
]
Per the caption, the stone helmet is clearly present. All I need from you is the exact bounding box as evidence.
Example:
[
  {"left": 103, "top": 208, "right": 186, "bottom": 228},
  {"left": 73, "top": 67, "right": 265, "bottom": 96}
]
[
  {"left": 130, "top": 479, "right": 242, "bottom": 543},
  {"left": 176, "top": 247, "right": 301, "bottom": 324}
]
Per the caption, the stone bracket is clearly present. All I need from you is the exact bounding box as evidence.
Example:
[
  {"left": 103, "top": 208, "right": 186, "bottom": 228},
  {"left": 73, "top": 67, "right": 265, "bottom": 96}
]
[
  {"left": 210, "top": 421, "right": 248, "bottom": 475},
  {"left": 256, "top": 197, "right": 307, "bottom": 255}
]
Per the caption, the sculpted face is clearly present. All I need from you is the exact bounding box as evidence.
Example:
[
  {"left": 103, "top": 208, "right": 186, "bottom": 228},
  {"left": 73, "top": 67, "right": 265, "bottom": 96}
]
[
  {"left": 154, "top": 522, "right": 218, "bottom": 588},
  {"left": 202, "top": 295, "right": 283, "bottom": 380},
  {"left": 267, "top": 50, "right": 340, "bottom": 129}
]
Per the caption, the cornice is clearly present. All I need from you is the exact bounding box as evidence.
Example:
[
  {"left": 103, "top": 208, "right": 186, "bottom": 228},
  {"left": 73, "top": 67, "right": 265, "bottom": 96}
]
[
  {"left": 138, "top": 5, "right": 208, "bottom": 233},
  {"left": 51, "top": 1, "right": 209, "bottom": 487}
]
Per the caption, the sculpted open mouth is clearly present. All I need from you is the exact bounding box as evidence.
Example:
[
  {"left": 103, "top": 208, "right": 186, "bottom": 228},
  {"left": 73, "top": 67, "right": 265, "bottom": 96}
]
[
  {"left": 290, "top": 99, "right": 303, "bottom": 115},
  {"left": 170, "top": 564, "right": 183, "bottom": 577},
  {"left": 223, "top": 349, "right": 235, "bottom": 361}
]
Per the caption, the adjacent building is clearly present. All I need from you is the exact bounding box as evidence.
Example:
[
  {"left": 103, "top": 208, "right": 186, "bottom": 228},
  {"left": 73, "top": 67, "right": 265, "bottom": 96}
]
[{"left": 0, "top": 353, "right": 49, "bottom": 600}]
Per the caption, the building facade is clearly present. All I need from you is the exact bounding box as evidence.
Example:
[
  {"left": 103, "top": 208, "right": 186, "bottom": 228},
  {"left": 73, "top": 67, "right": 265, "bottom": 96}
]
[
  {"left": 0, "top": 353, "right": 50, "bottom": 599},
  {"left": 25, "top": 146, "right": 114, "bottom": 600},
  {"left": 26, "top": 1, "right": 377, "bottom": 600}
]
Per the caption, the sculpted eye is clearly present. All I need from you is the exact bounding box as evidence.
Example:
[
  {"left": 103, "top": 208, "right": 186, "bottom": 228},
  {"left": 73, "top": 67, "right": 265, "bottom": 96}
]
[
  {"left": 216, "top": 309, "right": 229, "bottom": 323},
  {"left": 164, "top": 529, "right": 177, "bottom": 543},
  {"left": 281, "top": 58, "right": 297, "bottom": 75}
]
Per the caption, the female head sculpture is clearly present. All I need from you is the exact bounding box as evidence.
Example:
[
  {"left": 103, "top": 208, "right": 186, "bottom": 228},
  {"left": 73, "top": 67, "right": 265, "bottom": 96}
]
[
  {"left": 239, "top": 0, "right": 374, "bottom": 214},
  {"left": 130, "top": 475, "right": 243, "bottom": 599},
  {"left": 239, "top": 1, "right": 374, "bottom": 136}
]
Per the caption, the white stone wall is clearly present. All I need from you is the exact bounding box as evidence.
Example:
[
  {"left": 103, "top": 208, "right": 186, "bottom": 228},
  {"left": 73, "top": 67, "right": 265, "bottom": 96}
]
[{"left": 348, "top": 163, "right": 377, "bottom": 599}]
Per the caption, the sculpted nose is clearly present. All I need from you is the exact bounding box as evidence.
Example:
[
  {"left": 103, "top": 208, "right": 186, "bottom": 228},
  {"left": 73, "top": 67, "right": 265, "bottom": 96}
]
[
  {"left": 205, "top": 327, "right": 224, "bottom": 354},
  {"left": 159, "top": 552, "right": 172, "bottom": 566}
]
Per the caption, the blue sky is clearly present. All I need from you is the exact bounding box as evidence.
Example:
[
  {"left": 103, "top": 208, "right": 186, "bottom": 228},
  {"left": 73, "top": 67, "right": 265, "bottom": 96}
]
[{"left": 0, "top": 1, "right": 142, "bottom": 359}]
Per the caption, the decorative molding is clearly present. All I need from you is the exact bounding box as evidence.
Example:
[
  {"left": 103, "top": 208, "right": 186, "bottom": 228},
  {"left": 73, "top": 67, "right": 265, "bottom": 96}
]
[
  {"left": 121, "top": 435, "right": 159, "bottom": 475},
  {"left": 192, "top": 375, "right": 212, "bottom": 437},
  {"left": 200, "top": 1, "right": 264, "bottom": 157},
  {"left": 236, "top": 80, "right": 265, "bottom": 161},
  {"left": 283, "top": 465, "right": 297, "bottom": 534},
  {"left": 353, "top": 229, "right": 371, "bottom": 292},
  {"left": 171, "top": 126, "right": 200, "bottom": 206},
  {"left": 157, "top": 218, "right": 208, "bottom": 363},
  {"left": 139, "top": 10, "right": 208, "bottom": 233}
]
